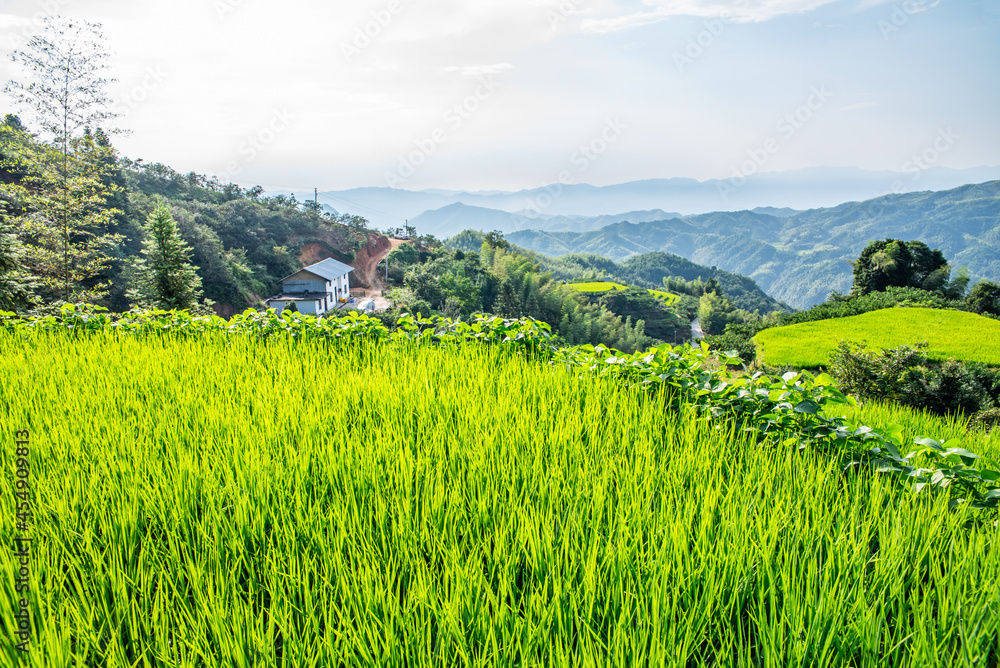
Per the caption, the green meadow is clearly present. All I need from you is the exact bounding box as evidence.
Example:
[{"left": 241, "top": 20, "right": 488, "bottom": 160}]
[
  {"left": 569, "top": 282, "right": 680, "bottom": 305},
  {"left": 1, "top": 327, "right": 998, "bottom": 666},
  {"left": 754, "top": 307, "right": 1000, "bottom": 368}
]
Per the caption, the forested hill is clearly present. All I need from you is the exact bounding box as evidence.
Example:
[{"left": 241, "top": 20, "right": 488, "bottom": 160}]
[
  {"left": 507, "top": 180, "right": 1000, "bottom": 309},
  {"left": 0, "top": 109, "right": 377, "bottom": 316},
  {"left": 117, "top": 161, "right": 375, "bottom": 315},
  {"left": 447, "top": 230, "right": 789, "bottom": 315}
]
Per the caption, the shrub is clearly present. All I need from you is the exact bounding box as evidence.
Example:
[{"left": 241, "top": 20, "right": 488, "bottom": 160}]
[
  {"left": 899, "top": 360, "right": 994, "bottom": 416},
  {"left": 831, "top": 341, "right": 998, "bottom": 417},
  {"left": 968, "top": 407, "right": 1000, "bottom": 434},
  {"left": 703, "top": 322, "right": 761, "bottom": 364},
  {"left": 829, "top": 341, "right": 927, "bottom": 404}
]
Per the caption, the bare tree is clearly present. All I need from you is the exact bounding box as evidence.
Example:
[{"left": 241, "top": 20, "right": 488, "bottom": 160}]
[{"left": 5, "top": 17, "right": 120, "bottom": 147}]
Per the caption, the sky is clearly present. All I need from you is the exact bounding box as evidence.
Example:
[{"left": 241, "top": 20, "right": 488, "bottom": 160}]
[{"left": 0, "top": 0, "right": 997, "bottom": 192}]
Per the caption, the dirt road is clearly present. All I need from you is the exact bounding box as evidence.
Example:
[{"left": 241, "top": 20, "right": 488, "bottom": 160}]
[{"left": 352, "top": 237, "right": 408, "bottom": 309}]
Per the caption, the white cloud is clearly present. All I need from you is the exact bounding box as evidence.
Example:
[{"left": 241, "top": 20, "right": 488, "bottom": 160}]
[
  {"left": 581, "top": 0, "right": 846, "bottom": 33},
  {"left": 444, "top": 64, "right": 515, "bottom": 76}
]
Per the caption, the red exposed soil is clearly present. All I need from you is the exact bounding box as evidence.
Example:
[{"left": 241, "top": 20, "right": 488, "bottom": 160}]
[
  {"left": 351, "top": 235, "right": 409, "bottom": 297},
  {"left": 351, "top": 234, "right": 391, "bottom": 292},
  {"left": 297, "top": 242, "right": 328, "bottom": 266}
]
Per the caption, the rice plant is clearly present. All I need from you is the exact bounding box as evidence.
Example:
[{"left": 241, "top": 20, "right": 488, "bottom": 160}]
[{"left": 1, "top": 328, "right": 998, "bottom": 666}]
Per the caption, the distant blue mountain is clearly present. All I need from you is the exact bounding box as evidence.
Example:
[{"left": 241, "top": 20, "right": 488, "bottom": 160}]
[
  {"left": 271, "top": 165, "right": 1000, "bottom": 229},
  {"left": 408, "top": 203, "right": 682, "bottom": 237},
  {"left": 507, "top": 180, "right": 1000, "bottom": 309}
]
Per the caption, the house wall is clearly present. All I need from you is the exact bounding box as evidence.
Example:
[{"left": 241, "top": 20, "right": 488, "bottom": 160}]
[
  {"left": 335, "top": 274, "right": 351, "bottom": 300},
  {"left": 282, "top": 269, "right": 353, "bottom": 305},
  {"left": 284, "top": 279, "right": 326, "bottom": 293},
  {"left": 267, "top": 300, "right": 325, "bottom": 314}
]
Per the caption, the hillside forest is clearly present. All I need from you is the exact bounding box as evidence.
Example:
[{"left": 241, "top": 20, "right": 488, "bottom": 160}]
[{"left": 1, "top": 112, "right": 796, "bottom": 352}]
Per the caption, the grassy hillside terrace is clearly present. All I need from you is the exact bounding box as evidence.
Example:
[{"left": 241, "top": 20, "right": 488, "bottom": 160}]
[
  {"left": 569, "top": 281, "right": 680, "bottom": 306},
  {"left": 754, "top": 307, "right": 1000, "bottom": 368}
]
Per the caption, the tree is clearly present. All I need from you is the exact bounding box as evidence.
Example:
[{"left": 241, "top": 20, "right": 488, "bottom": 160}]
[
  {"left": 851, "top": 239, "right": 948, "bottom": 296},
  {"left": 5, "top": 128, "right": 123, "bottom": 305},
  {"left": 698, "top": 290, "right": 733, "bottom": 336},
  {"left": 4, "top": 17, "right": 123, "bottom": 304},
  {"left": 967, "top": 281, "right": 1000, "bottom": 316},
  {"left": 128, "top": 202, "right": 206, "bottom": 311},
  {"left": 484, "top": 230, "right": 510, "bottom": 250},
  {"left": 0, "top": 215, "right": 32, "bottom": 311},
  {"left": 388, "top": 243, "right": 419, "bottom": 266}
]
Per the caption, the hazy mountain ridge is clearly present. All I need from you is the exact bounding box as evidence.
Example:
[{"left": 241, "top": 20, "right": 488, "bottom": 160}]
[
  {"left": 507, "top": 181, "right": 1000, "bottom": 310},
  {"left": 408, "top": 203, "right": 682, "bottom": 237},
  {"left": 278, "top": 166, "right": 1000, "bottom": 228}
]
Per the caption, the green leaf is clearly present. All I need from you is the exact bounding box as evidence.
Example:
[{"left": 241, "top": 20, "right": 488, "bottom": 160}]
[
  {"left": 942, "top": 448, "right": 979, "bottom": 464},
  {"left": 813, "top": 372, "right": 835, "bottom": 386},
  {"left": 883, "top": 424, "right": 904, "bottom": 446},
  {"left": 914, "top": 437, "right": 943, "bottom": 452},
  {"left": 793, "top": 399, "right": 820, "bottom": 415}
]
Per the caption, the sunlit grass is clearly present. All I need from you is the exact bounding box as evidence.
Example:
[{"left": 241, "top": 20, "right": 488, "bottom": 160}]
[
  {"left": 569, "top": 281, "right": 680, "bottom": 305},
  {"left": 755, "top": 307, "right": 1000, "bottom": 368},
  {"left": 0, "top": 330, "right": 997, "bottom": 666}
]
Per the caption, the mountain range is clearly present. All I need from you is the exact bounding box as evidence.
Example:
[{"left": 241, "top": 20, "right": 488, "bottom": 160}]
[
  {"left": 278, "top": 165, "right": 1000, "bottom": 230},
  {"left": 506, "top": 180, "right": 1000, "bottom": 310},
  {"left": 410, "top": 204, "right": 683, "bottom": 237}
]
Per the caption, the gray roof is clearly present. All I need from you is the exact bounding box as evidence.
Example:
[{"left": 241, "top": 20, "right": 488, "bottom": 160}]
[
  {"left": 265, "top": 292, "right": 327, "bottom": 302},
  {"left": 284, "top": 257, "right": 354, "bottom": 282}
]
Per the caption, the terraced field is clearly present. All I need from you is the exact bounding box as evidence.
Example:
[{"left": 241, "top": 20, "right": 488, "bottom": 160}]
[
  {"left": 569, "top": 281, "right": 680, "bottom": 305},
  {"left": 755, "top": 307, "right": 1000, "bottom": 367}
]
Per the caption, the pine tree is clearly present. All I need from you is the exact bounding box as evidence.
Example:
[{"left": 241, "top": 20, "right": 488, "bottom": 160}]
[{"left": 129, "top": 203, "right": 205, "bottom": 311}]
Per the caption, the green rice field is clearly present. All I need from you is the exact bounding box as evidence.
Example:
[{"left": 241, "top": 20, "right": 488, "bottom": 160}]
[
  {"left": 569, "top": 282, "right": 680, "bottom": 305},
  {"left": 754, "top": 307, "right": 1000, "bottom": 368},
  {"left": 1, "top": 329, "right": 999, "bottom": 666}
]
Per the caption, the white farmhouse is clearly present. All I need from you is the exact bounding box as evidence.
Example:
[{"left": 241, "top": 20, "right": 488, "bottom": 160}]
[{"left": 264, "top": 258, "right": 354, "bottom": 316}]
